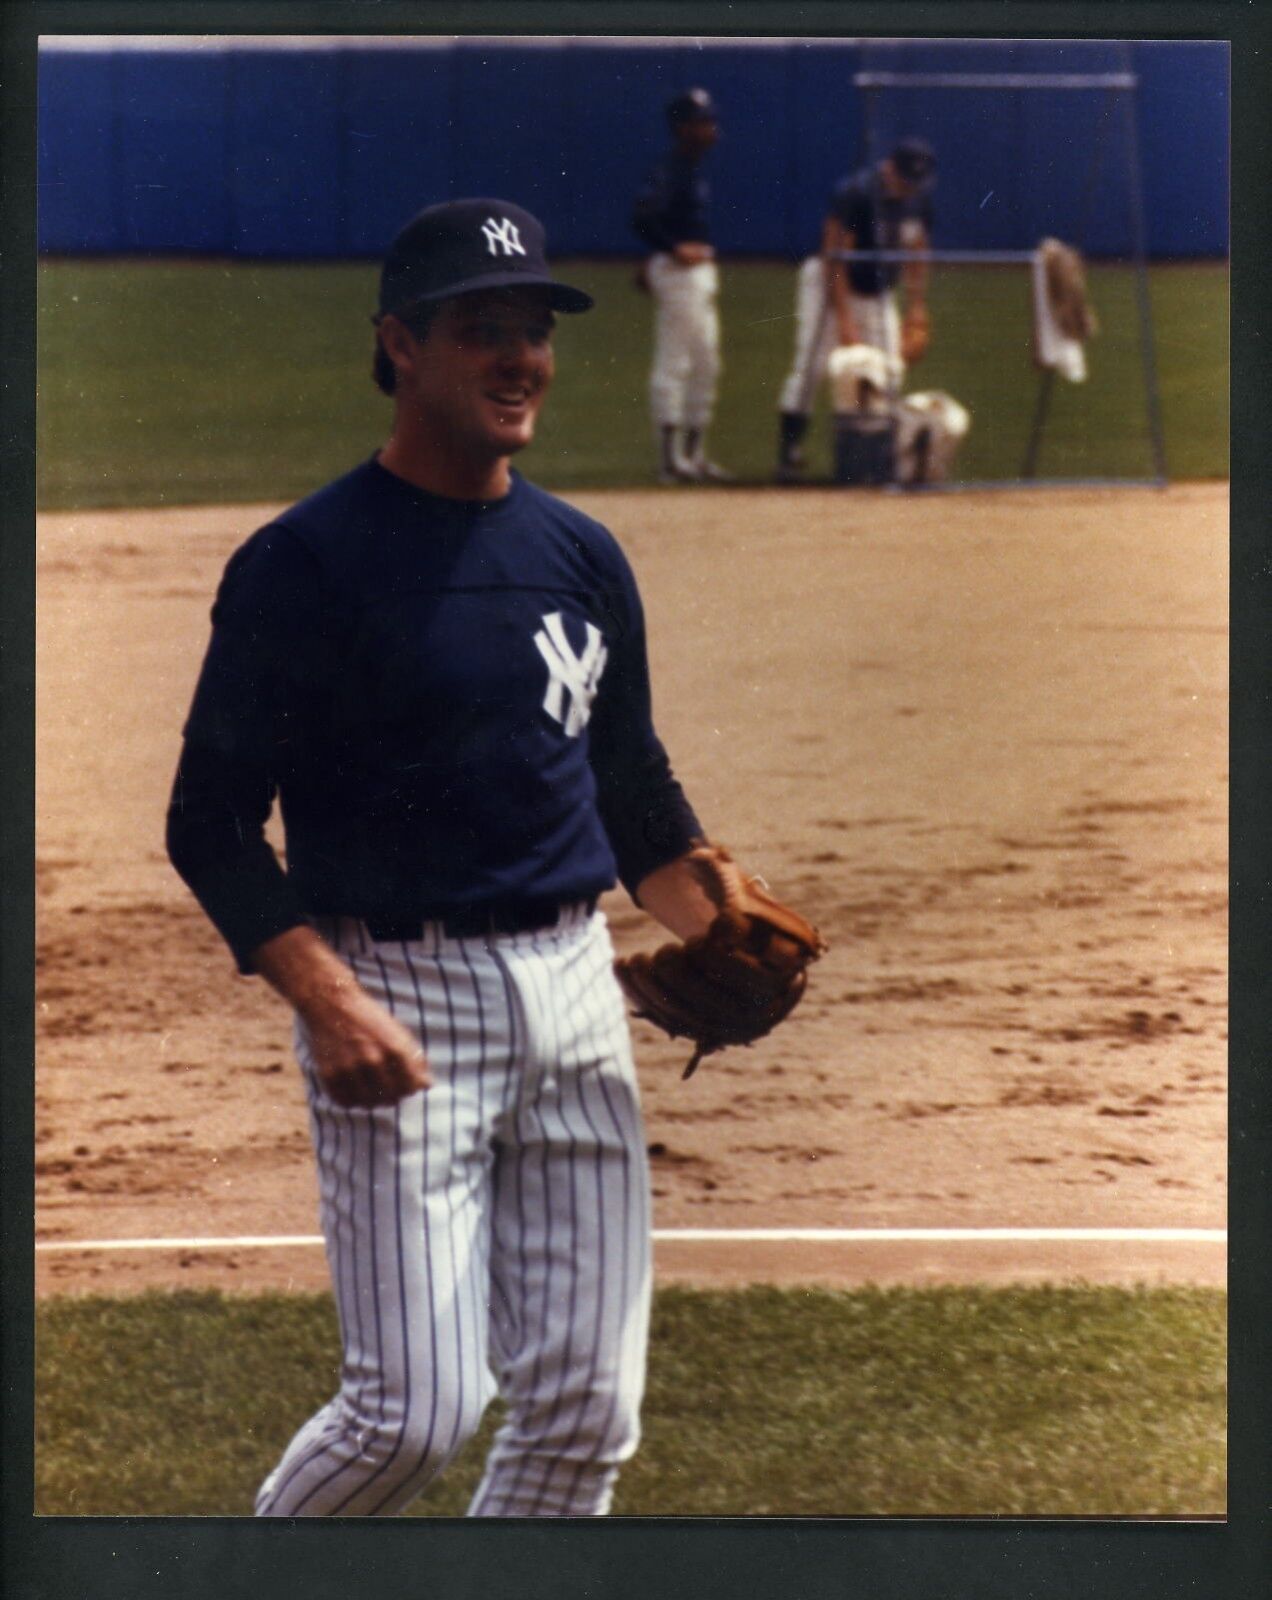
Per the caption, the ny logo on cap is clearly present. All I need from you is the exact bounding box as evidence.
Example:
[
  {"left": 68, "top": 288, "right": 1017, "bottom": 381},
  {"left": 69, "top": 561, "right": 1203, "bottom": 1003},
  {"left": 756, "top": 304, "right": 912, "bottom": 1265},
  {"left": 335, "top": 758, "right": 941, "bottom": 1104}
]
[
  {"left": 482, "top": 216, "right": 527, "bottom": 258},
  {"left": 534, "top": 612, "right": 607, "bottom": 737}
]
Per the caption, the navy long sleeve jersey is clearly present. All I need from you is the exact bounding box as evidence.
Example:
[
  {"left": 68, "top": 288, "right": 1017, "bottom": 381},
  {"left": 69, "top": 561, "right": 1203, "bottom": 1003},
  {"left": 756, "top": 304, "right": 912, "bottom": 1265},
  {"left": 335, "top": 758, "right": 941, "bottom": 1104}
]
[
  {"left": 631, "top": 150, "right": 712, "bottom": 252},
  {"left": 830, "top": 165, "right": 933, "bottom": 296},
  {"left": 167, "top": 458, "right": 702, "bottom": 971}
]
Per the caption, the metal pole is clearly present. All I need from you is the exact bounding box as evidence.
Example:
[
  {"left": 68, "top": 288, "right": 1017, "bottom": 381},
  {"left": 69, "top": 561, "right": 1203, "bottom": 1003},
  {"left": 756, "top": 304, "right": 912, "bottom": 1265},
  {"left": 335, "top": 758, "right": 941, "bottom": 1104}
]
[
  {"left": 863, "top": 82, "right": 880, "bottom": 167},
  {"left": 1023, "top": 367, "right": 1057, "bottom": 478},
  {"left": 1121, "top": 64, "right": 1169, "bottom": 483}
]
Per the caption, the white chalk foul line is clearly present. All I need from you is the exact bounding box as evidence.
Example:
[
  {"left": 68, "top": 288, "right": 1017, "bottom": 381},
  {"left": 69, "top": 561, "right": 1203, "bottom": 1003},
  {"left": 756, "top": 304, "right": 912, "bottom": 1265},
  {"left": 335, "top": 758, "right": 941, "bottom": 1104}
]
[{"left": 34, "top": 1228, "right": 1226, "bottom": 1254}]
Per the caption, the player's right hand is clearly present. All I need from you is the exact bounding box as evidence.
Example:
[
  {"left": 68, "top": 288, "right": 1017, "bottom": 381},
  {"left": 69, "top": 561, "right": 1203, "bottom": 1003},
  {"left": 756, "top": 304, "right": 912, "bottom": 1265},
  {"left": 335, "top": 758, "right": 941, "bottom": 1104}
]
[
  {"left": 303, "top": 988, "right": 433, "bottom": 1108},
  {"left": 253, "top": 925, "right": 432, "bottom": 1107}
]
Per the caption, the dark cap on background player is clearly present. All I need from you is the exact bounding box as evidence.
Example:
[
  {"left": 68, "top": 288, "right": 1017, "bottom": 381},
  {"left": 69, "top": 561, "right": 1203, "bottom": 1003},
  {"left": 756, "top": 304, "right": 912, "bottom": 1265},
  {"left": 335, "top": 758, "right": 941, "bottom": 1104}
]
[
  {"left": 377, "top": 197, "right": 594, "bottom": 319},
  {"left": 666, "top": 86, "right": 719, "bottom": 128},
  {"left": 890, "top": 137, "right": 938, "bottom": 190}
]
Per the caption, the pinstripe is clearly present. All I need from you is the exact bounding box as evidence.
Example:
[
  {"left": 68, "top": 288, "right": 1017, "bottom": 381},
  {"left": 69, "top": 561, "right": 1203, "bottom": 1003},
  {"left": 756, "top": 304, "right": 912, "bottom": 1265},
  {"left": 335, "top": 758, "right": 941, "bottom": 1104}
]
[
  {"left": 473, "top": 926, "right": 561, "bottom": 1516},
  {"left": 549, "top": 928, "right": 644, "bottom": 1511},
  {"left": 314, "top": 1108, "right": 392, "bottom": 1514},
  {"left": 257, "top": 1041, "right": 360, "bottom": 1514},
  {"left": 454, "top": 926, "right": 495, "bottom": 1391},
  {"left": 355, "top": 1093, "right": 416, "bottom": 1516},
  {"left": 535, "top": 940, "right": 618, "bottom": 1511},
  {"left": 328, "top": 935, "right": 367, "bottom": 1423},
  {"left": 456, "top": 932, "right": 499, "bottom": 1408},
  {"left": 266, "top": 1110, "right": 376, "bottom": 1511},
  {"left": 290, "top": 1122, "right": 386, "bottom": 1512},
  {"left": 486, "top": 943, "right": 527, "bottom": 1378},
  {"left": 580, "top": 997, "right": 646, "bottom": 1473},
  {"left": 270, "top": 1081, "right": 373, "bottom": 1507},
  {"left": 556, "top": 1070, "right": 620, "bottom": 1511},
  {"left": 326, "top": 958, "right": 412, "bottom": 1515},
  {"left": 515, "top": 936, "right": 558, "bottom": 1443},
  {"left": 455, "top": 935, "right": 489, "bottom": 1138},
  {"left": 509, "top": 931, "right": 553, "bottom": 1420},
  {"left": 433, "top": 939, "right": 471, "bottom": 1470},
  {"left": 502, "top": 929, "right": 578, "bottom": 1514},
  {"left": 522, "top": 927, "right": 593, "bottom": 1514},
  {"left": 528, "top": 960, "right": 592, "bottom": 1510},
  {"left": 399, "top": 936, "right": 445, "bottom": 1491},
  {"left": 451, "top": 934, "right": 496, "bottom": 1459},
  {"left": 366, "top": 938, "right": 444, "bottom": 1512}
]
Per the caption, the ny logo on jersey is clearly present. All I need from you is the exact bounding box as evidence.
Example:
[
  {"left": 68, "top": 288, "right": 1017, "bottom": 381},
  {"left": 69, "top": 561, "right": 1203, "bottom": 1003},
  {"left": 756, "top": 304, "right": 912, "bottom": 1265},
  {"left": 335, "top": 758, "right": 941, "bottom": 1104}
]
[
  {"left": 534, "top": 612, "right": 607, "bottom": 737},
  {"left": 481, "top": 216, "right": 526, "bottom": 258}
]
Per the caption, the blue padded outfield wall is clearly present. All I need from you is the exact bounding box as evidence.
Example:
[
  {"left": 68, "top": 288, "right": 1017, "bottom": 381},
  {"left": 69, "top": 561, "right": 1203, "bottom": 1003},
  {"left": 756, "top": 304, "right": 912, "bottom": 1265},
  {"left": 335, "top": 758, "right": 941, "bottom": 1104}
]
[{"left": 37, "top": 37, "right": 1229, "bottom": 260}]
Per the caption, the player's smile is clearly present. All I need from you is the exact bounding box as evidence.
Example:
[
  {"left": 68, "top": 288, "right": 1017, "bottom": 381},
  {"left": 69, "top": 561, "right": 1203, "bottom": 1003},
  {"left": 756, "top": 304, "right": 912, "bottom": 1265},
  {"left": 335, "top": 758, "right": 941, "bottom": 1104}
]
[{"left": 485, "top": 375, "right": 543, "bottom": 420}]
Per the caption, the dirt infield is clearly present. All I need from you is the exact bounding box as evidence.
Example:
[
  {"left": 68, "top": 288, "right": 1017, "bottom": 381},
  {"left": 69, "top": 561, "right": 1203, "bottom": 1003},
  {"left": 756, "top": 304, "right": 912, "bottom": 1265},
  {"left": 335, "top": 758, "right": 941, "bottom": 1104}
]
[{"left": 34, "top": 483, "right": 1227, "bottom": 1295}]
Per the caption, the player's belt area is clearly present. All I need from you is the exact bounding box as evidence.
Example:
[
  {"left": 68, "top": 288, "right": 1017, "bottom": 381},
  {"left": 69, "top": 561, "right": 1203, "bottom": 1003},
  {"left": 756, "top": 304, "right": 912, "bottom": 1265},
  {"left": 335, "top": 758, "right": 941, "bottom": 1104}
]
[{"left": 362, "top": 897, "right": 597, "bottom": 943}]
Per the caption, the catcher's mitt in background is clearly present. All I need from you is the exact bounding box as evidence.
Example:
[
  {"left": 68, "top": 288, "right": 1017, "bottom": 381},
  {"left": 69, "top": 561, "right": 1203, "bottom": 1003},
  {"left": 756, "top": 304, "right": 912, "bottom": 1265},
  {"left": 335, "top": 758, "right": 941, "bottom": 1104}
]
[
  {"left": 900, "top": 305, "right": 930, "bottom": 365},
  {"left": 614, "top": 844, "right": 828, "bottom": 1078}
]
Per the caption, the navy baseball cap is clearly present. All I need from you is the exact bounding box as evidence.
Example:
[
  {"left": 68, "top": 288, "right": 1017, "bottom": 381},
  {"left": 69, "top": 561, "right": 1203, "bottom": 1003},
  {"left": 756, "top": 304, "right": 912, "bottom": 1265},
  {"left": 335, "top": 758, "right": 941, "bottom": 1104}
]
[
  {"left": 891, "top": 137, "right": 938, "bottom": 188},
  {"left": 667, "top": 86, "right": 719, "bottom": 126},
  {"left": 377, "top": 198, "right": 593, "bottom": 318}
]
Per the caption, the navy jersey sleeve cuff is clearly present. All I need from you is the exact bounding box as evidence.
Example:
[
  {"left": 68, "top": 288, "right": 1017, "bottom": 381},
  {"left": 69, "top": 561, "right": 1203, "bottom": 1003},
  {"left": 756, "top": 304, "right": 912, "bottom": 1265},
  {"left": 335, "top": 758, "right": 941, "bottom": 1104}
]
[
  {"left": 592, "top": 739, "right": 703, "bottom": 899},
  {"left": 179, "top": 846, "right": 310, "bottom": 975}
]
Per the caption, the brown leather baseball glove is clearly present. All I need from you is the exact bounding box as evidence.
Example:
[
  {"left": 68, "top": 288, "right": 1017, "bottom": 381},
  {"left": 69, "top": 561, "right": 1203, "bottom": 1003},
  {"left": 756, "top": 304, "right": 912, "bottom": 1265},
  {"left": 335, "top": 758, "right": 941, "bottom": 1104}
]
[
  {"left": 900, "top": 305, "right": 930, "bottom": 365},
  {"left": 614, "top": 844, "right": 828, "bottom": 1078}
]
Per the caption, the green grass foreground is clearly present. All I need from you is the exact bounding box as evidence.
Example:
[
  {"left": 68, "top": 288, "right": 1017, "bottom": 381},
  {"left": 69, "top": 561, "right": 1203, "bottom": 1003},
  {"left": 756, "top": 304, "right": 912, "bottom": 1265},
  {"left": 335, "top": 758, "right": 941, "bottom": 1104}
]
[
  {"left": 37, "top": 256, "right": 1228, "bottom": 509},
  {"left": 35, "top": 1284, "right": 1225, "bottom": 1517}
]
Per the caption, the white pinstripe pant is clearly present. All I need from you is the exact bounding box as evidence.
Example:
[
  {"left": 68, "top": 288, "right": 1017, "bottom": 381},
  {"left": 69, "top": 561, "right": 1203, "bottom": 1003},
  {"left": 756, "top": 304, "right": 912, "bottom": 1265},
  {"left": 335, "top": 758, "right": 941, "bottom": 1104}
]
[
  {"left": 778, "top": 254, "right": 901, "bottom": 416},
  {"left": 255, "top": 905, "right": 652, "bottom": 1518}
]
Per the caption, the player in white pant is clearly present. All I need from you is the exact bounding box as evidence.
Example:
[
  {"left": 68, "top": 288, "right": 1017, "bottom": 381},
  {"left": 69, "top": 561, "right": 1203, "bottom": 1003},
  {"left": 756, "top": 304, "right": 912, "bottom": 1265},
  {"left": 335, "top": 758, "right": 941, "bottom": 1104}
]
[
  {"left": 255, "top": 908, "right": 649, "bottom": 1517},
  {"left": 645, "top": 251, "right": 722, "bottom": 477},
  {"left": 168, "top": 199, "right": 725, "bottom": 1517},
  {"left": 632, "top": 88, "right": 733, "bottom": 484},
  {"left": 776, "top": 138, "right": 937, "bottom": 482},
  {"left": 779, "top": 257, "right": 901, "bottom": 418}
]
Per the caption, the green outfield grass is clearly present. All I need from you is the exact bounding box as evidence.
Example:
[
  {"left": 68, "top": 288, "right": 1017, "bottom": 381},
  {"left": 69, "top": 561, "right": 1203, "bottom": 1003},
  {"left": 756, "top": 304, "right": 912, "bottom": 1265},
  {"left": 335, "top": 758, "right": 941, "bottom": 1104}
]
[
  {"left": 35, "top": 1284, "right": 1225, "bottom": 1517},
  {"left": 36, "top": 257, "right": 1228, "bottom": 509}
]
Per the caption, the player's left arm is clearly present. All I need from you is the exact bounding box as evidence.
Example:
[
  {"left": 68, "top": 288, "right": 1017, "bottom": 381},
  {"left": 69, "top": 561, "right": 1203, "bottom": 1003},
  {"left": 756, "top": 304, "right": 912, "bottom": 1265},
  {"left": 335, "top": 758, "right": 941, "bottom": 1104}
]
[
  {"left": 634, "top": 853, "right": 719, "bottom": 940},
  {"left": 822, "top": 214, "right": 858, "bottom": 345},
  {"left": 898, "top": 212, "right": 932, "bottom": 365},
  {"left": 900, "top": 219, "right": 930, "bottom": 317},
  {"left": 583, "top": 588, "right": 780, "bottom": 945},
  {"left": 583, "top": 549, "right": 704, "bottom": 913}
]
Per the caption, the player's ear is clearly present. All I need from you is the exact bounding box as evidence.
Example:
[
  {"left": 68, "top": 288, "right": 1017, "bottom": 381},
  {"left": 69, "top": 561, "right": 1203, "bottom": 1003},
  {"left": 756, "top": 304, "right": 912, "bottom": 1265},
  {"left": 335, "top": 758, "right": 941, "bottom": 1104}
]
[{"left": 377, "top": 313, "right": 425, "bottom": 382}]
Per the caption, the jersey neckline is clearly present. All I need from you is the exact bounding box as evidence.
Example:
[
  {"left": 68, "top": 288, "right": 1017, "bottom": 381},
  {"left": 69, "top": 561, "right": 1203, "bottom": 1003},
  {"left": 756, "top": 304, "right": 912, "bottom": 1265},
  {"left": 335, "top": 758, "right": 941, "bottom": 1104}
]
[{"left": 366, "top": 452, "right": 526, "bottom": 517}]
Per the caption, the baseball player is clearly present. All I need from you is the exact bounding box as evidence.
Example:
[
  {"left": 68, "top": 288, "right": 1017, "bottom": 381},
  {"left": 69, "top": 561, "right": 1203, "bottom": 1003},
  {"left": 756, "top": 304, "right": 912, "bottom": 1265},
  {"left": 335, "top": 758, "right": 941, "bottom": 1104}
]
[
  {"left": 631, "top": 87, "right": 733, "bottom": 484},
  {"left": 775, "top": 137, "right": 937, "bottom": 482},
  {"left": 165, "top": 198, "right": 727, "bottom": 1518}
]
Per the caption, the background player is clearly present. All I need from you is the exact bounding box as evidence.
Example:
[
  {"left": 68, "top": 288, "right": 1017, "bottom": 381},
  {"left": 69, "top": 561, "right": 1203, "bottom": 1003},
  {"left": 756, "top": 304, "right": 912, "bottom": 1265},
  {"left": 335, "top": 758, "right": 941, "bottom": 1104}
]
[
  {"left": 631, "top": 87, "right": 733, "bottom": 484},
  {"left": 166, "top": 198, "right": 726, "bottom": 1517},
  {"left": 775, "top": 137, "right": 937, "bottom": 482}
]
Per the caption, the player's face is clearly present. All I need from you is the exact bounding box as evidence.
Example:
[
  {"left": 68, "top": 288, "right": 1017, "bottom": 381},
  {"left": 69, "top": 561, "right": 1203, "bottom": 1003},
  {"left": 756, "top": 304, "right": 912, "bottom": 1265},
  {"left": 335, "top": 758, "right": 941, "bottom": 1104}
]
[
  {"left": 884, "top": 161, "right": 925, "bottom": 202},
  {"left": 678, "top": 118, "right": 719, "bottom": 156},
  {"left": 411, "top": 288, "right": 557, "bottom": 461}
]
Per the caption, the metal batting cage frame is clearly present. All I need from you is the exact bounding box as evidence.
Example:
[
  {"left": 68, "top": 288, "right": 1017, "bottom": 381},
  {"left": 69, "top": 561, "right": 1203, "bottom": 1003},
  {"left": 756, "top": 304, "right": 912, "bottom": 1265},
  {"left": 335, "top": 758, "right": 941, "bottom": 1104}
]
[{"left": 846, "top": 43, "right": 1167, "bottom": 490}]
